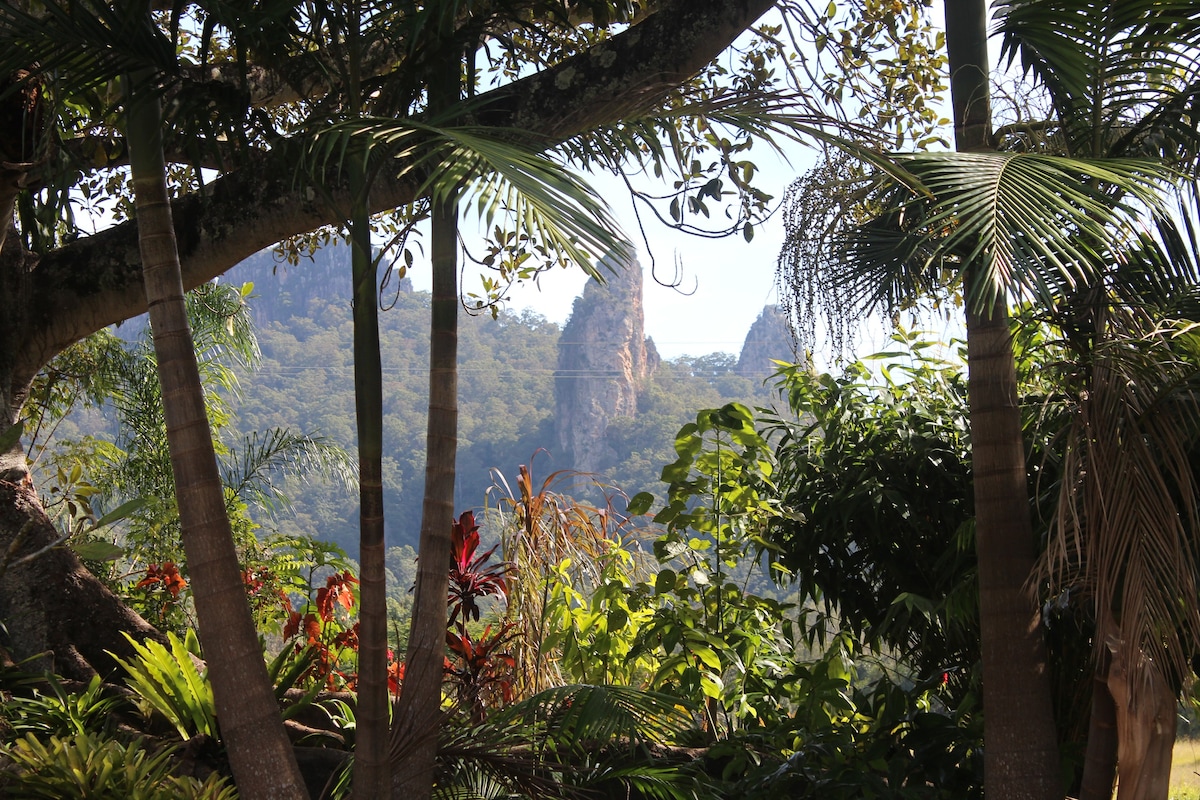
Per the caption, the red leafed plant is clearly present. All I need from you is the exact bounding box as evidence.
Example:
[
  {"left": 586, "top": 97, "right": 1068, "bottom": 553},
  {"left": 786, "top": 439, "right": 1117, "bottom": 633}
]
[
  {"left": 279, "top": 570, "right": 363, "bottom": 690},
  {"left": 137, "top": 561, "right": 188, "bottom": 597},
  {"left": 353, "top": 512, "right": 518, "bottom": 712},
  {"left": 449, "top": 511, "right": 511, "bottom": 630},
  {"left": 440, "top": 511, "right": 517, "bottom": 720},
  {"left": 446, "top": 622, "right": 517, "bottom": 724}
]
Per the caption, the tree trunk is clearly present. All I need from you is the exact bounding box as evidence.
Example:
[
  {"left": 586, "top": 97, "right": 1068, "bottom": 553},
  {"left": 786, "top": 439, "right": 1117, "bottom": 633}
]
[
  {"left": 0, "top": 477, "right": 163, "bottom": 678},
  {"left": 1107, "top": 643, "right": 1177, "bottom": 800},
  {"left": 126, "top": 78, "right": 309, "bottom": 800},
  {"left": 946, "top": 2, "right": 1063, "bottom": 797},
  {"left": 391, "top": 54, "right": 461, "bottom": 798},
  {"left": 1080, "top": 650, "right": 1119, "bottom": 800},
  {"left": 348, "top": 7, "right": 391, "bottom": 789}
]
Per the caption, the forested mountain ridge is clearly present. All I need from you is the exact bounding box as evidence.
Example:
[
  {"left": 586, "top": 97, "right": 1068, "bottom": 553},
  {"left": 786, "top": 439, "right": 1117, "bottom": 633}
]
[{"left": 207, "top": 244, "right": 793, "bottom": 557}]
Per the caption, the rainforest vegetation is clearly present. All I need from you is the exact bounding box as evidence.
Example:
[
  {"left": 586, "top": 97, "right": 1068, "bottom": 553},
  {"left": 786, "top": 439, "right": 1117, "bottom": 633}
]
[{"left": 4, "top": 1, "right": 1200, "bottom": 799}]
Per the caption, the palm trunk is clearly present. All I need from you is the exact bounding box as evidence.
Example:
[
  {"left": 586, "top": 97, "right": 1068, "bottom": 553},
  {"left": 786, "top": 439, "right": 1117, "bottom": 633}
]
[
  {"left": 1106, "top": 644, "right": 1177, "bottom": 800},
  {"left": 1080, "top": 650, "right": 1119, "bottom": 800},
  {"left": 945, "top": 3, "right": 1062, "bottom": 797},
  {"left": 126, "top": 77, "right": 308, "bottom": 800},
  {"left": 347, "top": 1, "right": 391, "bottom": 792},
  {"left": 391, "top": 59, "right": 460, "bottom": 797},
  {"left": 350, "top": 136, "right": 391, "bottom": 800}
]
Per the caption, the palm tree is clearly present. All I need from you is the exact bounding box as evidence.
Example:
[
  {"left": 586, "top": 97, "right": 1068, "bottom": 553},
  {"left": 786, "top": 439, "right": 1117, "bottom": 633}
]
[
  {"left": 777, "top": 1, "right": 1200, "bottom": 797},
  {"left": 944, "top": 5, "right": 1061, "bottom": 796},
  {"left": 126, "top": 45, "right": 312, "bottom": 800},
  {"left": 1, "top": 3, "right": 311, "bottom": 796}
]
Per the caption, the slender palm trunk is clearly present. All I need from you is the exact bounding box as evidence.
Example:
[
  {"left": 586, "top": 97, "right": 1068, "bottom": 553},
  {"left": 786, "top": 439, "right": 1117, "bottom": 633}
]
[
  {"left": 347, "top": 2, "right": 390, "bottom": 792},
  {"left": 1080, "top": 650, "right": 1119, "bottom": 800},
  {"left": 391, "top": 60, "right": 460, "bottom": 797},
  {"left": 944, "top": 3, "right": 1062, "bottom": 797},
  {"left": 126, "top": 78, "right": 308, "bottom": 800},
  {"left": 350, "top": 152, "right": 390, "bottom": 796}
]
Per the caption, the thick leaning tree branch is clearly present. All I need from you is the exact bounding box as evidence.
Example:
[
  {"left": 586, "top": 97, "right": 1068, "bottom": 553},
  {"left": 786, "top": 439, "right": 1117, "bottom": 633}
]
[{"left": 20, "top": 0, "right": 774, "bottom": 386}]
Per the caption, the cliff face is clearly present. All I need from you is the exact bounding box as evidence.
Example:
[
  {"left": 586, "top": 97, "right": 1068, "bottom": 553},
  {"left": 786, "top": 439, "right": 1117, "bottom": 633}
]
[
  {"left": 736, "top": 305, "right": 795, "bottom": 378},
  {"left": 554, "top": 253, "right": 659, "bottom": 475}
]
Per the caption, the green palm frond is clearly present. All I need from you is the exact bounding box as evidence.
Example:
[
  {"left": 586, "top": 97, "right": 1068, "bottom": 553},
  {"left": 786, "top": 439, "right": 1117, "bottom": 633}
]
[
  {"left": 436, "top": 685, "right": 698, "bottom": 800},
  {"left": 299, "top": 117, "right": 630, "bottom": 280},
  {"left": 556, "top": 89, "right": 865, "bottom": 173},
  {"left": 819, "top": 151, "right": 1186, "bottom": 316},
  {"left": 996, "top": 0, "right": 1200, "bottom": 162},
  {"left": 491, "top": 684, "right": 695, "bottom": 748},
  {"left": 0, "top": 1, "right": 175, "bottom": 99},
  {"left": 433, "top": 127, "right": 628, "bottom": 280},
  {"left": 221, "top": 428, "right": 356, "bottom": 515}
]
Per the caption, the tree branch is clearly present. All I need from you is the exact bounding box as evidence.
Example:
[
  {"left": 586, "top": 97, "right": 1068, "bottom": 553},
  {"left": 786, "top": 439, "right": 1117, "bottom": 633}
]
[{"left": 21, "top": 0, "right": 775, "bottom": 386}]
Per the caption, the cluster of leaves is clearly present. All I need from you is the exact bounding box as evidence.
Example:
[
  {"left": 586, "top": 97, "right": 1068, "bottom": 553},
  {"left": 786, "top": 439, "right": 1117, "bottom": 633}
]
[
  {"left": 762, "top": 332, "right": 978, "bottom": 694},
  {"left": 0, "top": 664, "right": 234, "bottom": 799},
  {"left": 477, "top": 397, "right": 983, "bottom": 798}
]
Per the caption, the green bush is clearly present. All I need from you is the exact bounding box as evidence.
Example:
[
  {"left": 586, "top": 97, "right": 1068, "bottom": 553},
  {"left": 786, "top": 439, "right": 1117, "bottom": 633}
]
[{"left": 0, "top": 732, "right": 236, "bottom": 800}]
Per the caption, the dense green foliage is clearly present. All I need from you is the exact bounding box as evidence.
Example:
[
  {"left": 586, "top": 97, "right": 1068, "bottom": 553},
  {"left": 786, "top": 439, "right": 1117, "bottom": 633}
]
[{"left": 207, "top": 245, "right": 782, "bottom": 558}]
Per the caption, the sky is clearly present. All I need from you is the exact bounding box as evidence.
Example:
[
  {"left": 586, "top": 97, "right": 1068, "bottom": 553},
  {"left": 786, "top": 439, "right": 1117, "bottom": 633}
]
[
  {"left": 402, "top": 5, "right": 961, "bottom": 366},
  {"left": 427, "top": 147, "right": 811, "bottom": 363}
]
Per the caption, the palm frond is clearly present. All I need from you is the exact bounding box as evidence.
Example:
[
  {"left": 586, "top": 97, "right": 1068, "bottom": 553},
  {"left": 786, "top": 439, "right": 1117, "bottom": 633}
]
[
  {"left": 791, "top": 151, "right": 1186, "bottom": 320},
  {"left": 432, "top": 126, "right": 629, "bottom": 280},
  {"left": 0, "top": 1, "right": 176, "bottom": 100},
  {"left": 995, "top": 0, "right": 1200, "bottom": 162},
  {"left": 221, "top": 428, "right": 356, "bottom": 516},
  {"left": 298, "top": 116, "right": 631, "bottom": 280},
  {"left": 491, "top": 684, "right": 695, "bottom": 748},
  {"left": 1035, "top": 309, "right": 1200, "bottom": 705},
  {"left": 436, "top": 684, "right": 698, "bottom": 800}
]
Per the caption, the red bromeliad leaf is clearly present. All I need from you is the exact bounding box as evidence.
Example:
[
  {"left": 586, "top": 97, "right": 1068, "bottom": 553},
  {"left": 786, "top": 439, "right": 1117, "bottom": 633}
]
[
  {"left": 387, "top": 660, "right": 405, "bottom": 694},
  {"left": 135, "top": 563, "right": 161, "bottom": 590},
  {"left": 136, "top": 562, "right": 187, "bottom": 597},
  {"left": 283, "top": 610, "right": 302, "bottom": 641},
  {"left": 451, "top": 511, "right": 481, "bottom": 571},
  {"left": 332, "top": 622, "right": 360, "bottom": 651},
  {"left": 160, "top": 562, "right": 187, "bottom": 597},
  {"left": 277, "top": 589, "right": 295, "bottom": 616}
]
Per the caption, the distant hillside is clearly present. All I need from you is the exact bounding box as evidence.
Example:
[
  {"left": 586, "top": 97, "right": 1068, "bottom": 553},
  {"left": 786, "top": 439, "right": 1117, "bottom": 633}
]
[{"left": 209, "top": 245, "right": 793, "bottom": 556}]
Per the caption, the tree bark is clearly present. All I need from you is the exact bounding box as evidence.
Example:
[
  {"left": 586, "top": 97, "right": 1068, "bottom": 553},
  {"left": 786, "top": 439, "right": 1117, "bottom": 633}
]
[
  {"left": 126, "top": 78, "right": 309, "bottom": 800},
  {"left": 1080, "top": 650, "right": 1119, "bottom": 800},
  {"left": 348, "top": 1, "right": 391, "bottom": 791},
  {"left": 1107, "top": 643, "right": 1177, "bottom": 800},
  {"left": 390, "top": 50, "right": 461, "bottom": 800},
  {"left": 946, "top": 2, "right": 1063, "bottom": 797},
  {"left": 0, "top": 477, "right": 162, "bottom": 678},
  {"left": 0, "top": 0, "right": 773, "bottom": 688}
]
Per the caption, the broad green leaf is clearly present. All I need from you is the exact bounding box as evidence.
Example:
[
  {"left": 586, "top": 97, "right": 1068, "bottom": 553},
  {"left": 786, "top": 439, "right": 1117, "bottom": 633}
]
[{"left": 71, "top": 540, "right": 124, "bottom": 562}]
